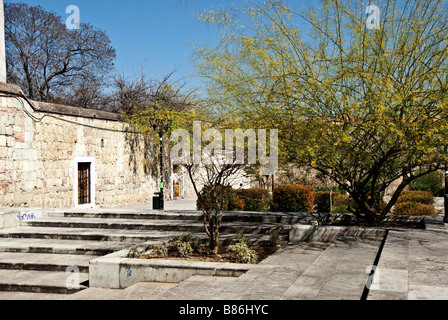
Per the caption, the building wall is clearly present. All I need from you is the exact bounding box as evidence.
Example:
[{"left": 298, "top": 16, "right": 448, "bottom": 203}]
[{"left": 0, "top": 83, "right": 157, "bottom": 209}]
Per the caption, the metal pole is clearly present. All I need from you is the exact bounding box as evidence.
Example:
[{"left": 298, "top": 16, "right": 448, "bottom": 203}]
[
  {"left": 444, "top": 169, "right": 448, "bottom": 223},
  {"left": 159, "top": 134, "right": 164, "bottom": 210}
]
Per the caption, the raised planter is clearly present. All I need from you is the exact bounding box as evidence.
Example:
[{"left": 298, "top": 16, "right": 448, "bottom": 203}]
[
  {"left": 89, "top": 249, "right": 255, "bottom": 289},
  {"left": 289, "top": 214, "right": 429, "bottom": 243}
]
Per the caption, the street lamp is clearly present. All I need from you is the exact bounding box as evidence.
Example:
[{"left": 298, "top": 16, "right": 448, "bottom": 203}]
[
  {"left": 150, "top": 118, "right": 172, "bottom": 210},
  {"left": 444, "top": 169, "right": 448, "bottom": 223}
]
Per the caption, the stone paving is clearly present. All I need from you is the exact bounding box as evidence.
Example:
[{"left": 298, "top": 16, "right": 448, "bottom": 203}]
[{"left": 0, "top": 197, "right": 447, "bottom": 301}]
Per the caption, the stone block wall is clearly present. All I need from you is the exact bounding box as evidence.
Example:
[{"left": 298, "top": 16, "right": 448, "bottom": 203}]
[{"left": 0, "top": 83, "right": 157, "bottom": 209}]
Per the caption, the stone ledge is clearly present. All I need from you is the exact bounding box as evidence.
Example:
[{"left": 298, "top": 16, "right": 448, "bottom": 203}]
[
  {"left": 0, "top": 82, "right": 120, "bottom": 121},
  {"left": 89, "top": 249, "right": 254, "bottom": 289},
  {"left": 0, "top": 208, "right": 44, "bottom": 229}
]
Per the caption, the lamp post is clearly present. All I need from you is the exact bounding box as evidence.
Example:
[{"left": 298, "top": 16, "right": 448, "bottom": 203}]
[
  {"left": 150, "top": 118, "right": 171, "bottom": 210},
  {"left": 444, "top": 168, "right": 448, "bottom": 223}
]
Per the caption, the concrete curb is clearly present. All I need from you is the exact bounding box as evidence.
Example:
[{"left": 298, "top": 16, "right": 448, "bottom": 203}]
[{"left": 89, "top": 249, "right": 254, "bottom": 289}]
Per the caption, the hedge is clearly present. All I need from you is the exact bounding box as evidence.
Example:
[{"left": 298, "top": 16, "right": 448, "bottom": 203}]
[
  {"left": 393, "top": 201, "right": 437, "bottom": 216},
  {"left": 196, "top": 185, "right": 244, "bottom": 211},
  {"left": 397, "top": 191, "right": 434, "bottom": 205},
  {"left": 271, "top": 184, "right": 315, "bottom": 213},
  {"left": 410, "top": 171, "right": 444, "bottom": 196},
  {"left": 236, "top": 188, "right": 271, "bottom": 212},
  {"left": 394, "top": 190, "right": 436, "bottom": 216},
  {"left": 314, "top": 191, "right": 350, "bottom": 213}
]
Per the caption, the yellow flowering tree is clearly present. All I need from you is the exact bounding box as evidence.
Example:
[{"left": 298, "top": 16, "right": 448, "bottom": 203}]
[{"left": 194, "top": 0, "right": 448, "bottom": 226}]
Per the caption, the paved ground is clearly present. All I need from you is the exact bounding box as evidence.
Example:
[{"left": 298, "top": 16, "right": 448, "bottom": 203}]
[
  {"left": 1, "top": 198, "right": 447, "bottom": 301},
  {"left": 120, "top": 197, "right": 197, "bottom": 211},
  {"left": 66, "top": 216, "right": 448, "bottom": 301}
]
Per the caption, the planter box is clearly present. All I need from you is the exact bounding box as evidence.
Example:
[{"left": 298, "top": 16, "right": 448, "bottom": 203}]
[{"left": 89, "top": 249, "right": 254, "bottom": 289}]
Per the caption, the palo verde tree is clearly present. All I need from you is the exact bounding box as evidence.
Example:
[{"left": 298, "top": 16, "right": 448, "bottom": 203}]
[{"left": 194, "top": 0, "right": 448, "bottom": 226}]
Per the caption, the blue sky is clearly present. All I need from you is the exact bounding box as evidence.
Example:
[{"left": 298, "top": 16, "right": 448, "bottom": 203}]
[{"left": 4, "top": 0, "right": 222, "bottom": 92}]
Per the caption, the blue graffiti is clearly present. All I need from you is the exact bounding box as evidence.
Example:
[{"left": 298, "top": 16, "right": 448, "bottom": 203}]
[
  {"left": 126, "top": 267, "right": 132, "bottom": 278},
  {"left": 17, "top": 212, "right": 37, "bottom": 222}
]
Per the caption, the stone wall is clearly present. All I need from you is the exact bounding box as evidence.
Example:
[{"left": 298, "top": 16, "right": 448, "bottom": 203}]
[{"left": 0, "top": 83, "right": 157, "bottom": 209}]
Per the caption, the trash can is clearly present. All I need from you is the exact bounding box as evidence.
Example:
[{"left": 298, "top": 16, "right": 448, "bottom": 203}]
[{"left": 153, "top": 192, "right": 161, "bottom": 210}]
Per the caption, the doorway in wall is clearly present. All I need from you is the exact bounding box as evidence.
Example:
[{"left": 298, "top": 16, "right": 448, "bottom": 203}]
[
  {"left": 78, "top": 162, "right": 91, "bottom": 205},
  {"left": 74, "top": 157, "right": 95, "bottom": 208}
]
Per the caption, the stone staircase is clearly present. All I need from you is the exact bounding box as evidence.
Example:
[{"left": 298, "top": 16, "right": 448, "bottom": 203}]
[{"left": 0, "top": 209, "right": 298, "bottom": 299}]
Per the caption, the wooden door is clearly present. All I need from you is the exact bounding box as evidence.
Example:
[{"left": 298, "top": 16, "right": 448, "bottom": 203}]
[{"left": 78, "top": 163, "right": 91, "bottom": 205}]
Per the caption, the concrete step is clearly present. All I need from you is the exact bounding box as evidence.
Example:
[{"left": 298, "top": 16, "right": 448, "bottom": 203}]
[
  {"left": 281, "top": 237, "right": 383, "bottom": 300},
  {"left": 0, "top": 252, "right": 96, "bottom": 272},
  {"left": 0, "top": 226, "right": 188, "bottom": 242},
  {"left": 153, "top": 275, "right": 238, "bottom": 300},
  {"left": 0, "top": 226, "right": 275, "bottom": 247},
  {"left": 22, "top": 217, "right": 291, "bottom": 236},
  {"left": 0, "top": 291, "right": 66, "bottom": 300},
  {"left": 0, "top": 269, "right": 88, "bottom": 294},
  {"left": 0, "top": 238, "right": 137, "bottom": 256},
  {"left": 48, "top": 210, "right": 306, "bottom": 224},
  {"left": 65, "top": 282, "right": 177, "bottom": 300}
]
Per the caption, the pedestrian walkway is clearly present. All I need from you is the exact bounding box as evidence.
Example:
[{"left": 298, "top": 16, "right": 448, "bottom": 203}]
[
  {"left": 119, "top": 197, "right": 197, "bottom": 211},
  {"left": 67, "top": 216, "right": 448, "bottom": 301},
  {"left": 0, "top": 203, "right": 447, "bottom": 300}
]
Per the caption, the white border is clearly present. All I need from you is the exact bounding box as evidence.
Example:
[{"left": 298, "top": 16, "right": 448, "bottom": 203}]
[{"left": 73, "top": 157, "right": 95, "bottom": 209}]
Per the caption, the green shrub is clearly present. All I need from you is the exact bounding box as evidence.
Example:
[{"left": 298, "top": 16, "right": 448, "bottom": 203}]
[
  {"left": 236, "top": 188, "right": 272, "bottom": 212},
  {"left": 196, "top": 185, "right": 244, "bottom": 211},
  {"left": 126, "top": 246, "right": 143, "bottom": 259},
  {"left": 410, "top": 172, "right": 444, "bottom": 196},
  {"left": 271, "top": 184, "right": 315, "bottom": 213},
  {"left": 397, "top": 191, "right": 434, "bottom": 205},
  {"left": 334, "top": 193, "right": 350, "bottom": 207},
  {"left": 315, "top": 191, "right": 351, "bottom": 213},
  {"left": 152, "top": 244, "right": 168, "bottom": 257},
  {"left": 314, "top": 185, "right": 345, "bottom": 194},
  {"left": 393, "top": 201, "right": 437, "bottom": 216},
  {"left": 269, "top": 230, "right": 284, "bottom": 247},
  {"left": 314, "top": 191, "right": 332, "bottom": 212},
  {"left": 226, "top": 235, "right": 258, "bottom": 264},
  {"left": 331, "top": 204, "right": 351, "bottom": 214},
  {"left": 170, "top": 234, "right": 201, "bottom": 257}
]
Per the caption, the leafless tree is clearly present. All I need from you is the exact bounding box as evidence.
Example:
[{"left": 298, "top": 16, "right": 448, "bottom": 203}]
[
  {"left": 183, "top": 150, "right": 246, "bottom": 254},
  {"left": 5, "top": 3, "right": 116, "bottom": 104}
]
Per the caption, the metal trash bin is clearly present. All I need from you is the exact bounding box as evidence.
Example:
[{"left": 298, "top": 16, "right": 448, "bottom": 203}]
[
  {"left": 153, "top": 192, "right": 164, "bottom": 210},
  {"left": 153, "top": 193, "right": 161, "bottom": 210}
]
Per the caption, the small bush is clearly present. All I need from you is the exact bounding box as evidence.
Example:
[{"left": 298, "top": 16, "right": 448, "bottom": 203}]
[
  {"left": 170, "top": 234, "right": 201, "bottom": 257},
  {"left": 126, "top": 246, "right": 143, "bottom": 259},
  {"left": 236, "top": 188, "right": 272, "bottom": 212},
  {"left": 410, "top": 172, "right": 444, "bottom": 196},
  {"left": 393, "top": 201, "right": 437, "bottom": 216},
  {"left": 331, "top": 204, "right": 351, "bottom": 214},
  {"left": 226, "top": 235, "right": 258, "bottom": 264},
  {"left": 197, "top": 185, "right": 244, "bottom": 211},
  {"left": 314, "top": 191, "right": 332, "bottom": 212},
  {"left": 269, "top": 230, "right": 284, "bottom": 247},
  {"left": 397, "top": 191, "right": 434, "bottom": 205},
  {"left": 334, "top": 193, "right": 350, "bottom": 207},
  {"left": 152, "top": 244, "right": 168, "bottom": 257},
  {"left": 271, "top": 184, "right": 315, "bottom": 213},
  {"left": 314, "top": 192, "right": 351, "bottom": 213}
]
